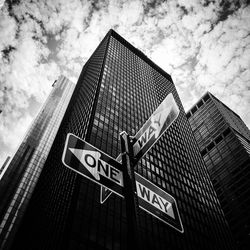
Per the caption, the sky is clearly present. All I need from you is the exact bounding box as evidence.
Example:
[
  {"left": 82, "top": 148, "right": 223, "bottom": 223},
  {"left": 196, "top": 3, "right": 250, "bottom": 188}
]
[{"left": 0, "top": 0, "right": 250, "bottom": 166}]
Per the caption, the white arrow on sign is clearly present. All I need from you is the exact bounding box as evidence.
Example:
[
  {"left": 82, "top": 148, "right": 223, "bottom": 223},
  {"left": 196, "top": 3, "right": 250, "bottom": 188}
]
[
  {"left": 69, "top": 148, "right": 101, "bottom": 181},
  {"left": 69, "top": 148, "right": 123, "bottom": 186},
  {"left": 62, "top": 134, "right": 124, "bottom": 198}
]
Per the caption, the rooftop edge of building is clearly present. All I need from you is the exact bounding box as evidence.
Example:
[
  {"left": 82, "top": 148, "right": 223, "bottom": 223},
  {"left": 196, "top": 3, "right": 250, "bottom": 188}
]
[
  {"left": 107, "top": 29, "right": 172, "bottom": 83},
  {"left": 186, "top": 91, "right": 242, "bottom": 121}
]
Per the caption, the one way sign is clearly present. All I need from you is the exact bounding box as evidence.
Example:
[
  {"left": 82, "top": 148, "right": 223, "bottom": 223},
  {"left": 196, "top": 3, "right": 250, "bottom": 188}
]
[
  {"left": 135, "top": 173, "right": 184, "bottom": 233},
  {"left": 62, "top": 133, "right": 124, "bottom": 198},
  {"left": 133, "top": 93, "right": 179, "bottom": 163},
  {"left": 100, "top": 93, "right": 180, "bottom": 204}
]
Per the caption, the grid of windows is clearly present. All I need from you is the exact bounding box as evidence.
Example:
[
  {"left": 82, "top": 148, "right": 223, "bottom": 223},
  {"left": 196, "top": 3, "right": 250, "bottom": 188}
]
[
  {"left": 84, "top": 32, "right": 233, "bottom": 250},
  {"left": 6, "top": 31, "right": 235, "bottom": 250},
  {"left": 10, "top": 32, "right": 110, "bottom": 250},
  {"left": 0, "top": 76, "right": 75, "bottom": 249},
  {"left": 187, "top": 92, "right": 250, "bottom": 250},
  {"left": 213, "top": 96, "right": 250, "bottom": 142},
  {"left": 0, "top": 156, "right": 10, "bottom": 178}
]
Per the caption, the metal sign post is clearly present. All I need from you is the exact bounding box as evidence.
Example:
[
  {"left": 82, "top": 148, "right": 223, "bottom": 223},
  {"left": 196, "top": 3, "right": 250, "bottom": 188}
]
[
  {"left": 62, "top": 93, "right": 183, "bottom": 242},
  {"left": 100, "top": 93, "right": 180, "bottom": 203},
  {"left": 120, "top": 131, "right": 141, "bottom": 250}
]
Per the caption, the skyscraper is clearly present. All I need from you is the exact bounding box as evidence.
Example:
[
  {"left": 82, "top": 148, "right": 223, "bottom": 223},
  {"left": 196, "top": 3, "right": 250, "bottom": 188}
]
[
  {"left": 0, "top": 76, "right": 75, "bottom": 249},
  {"left": 1, "top": 30, "right": 235, "bottom": 250},
  {"left": 186, "top": 92, "right": 250, "bottom": 250}
]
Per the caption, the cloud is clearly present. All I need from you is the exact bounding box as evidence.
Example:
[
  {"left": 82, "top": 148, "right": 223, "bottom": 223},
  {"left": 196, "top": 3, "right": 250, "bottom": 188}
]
[
  {"left": 0, "top": 0, "right": 250, "bottom": 165},
  {"left": 194, "top": 5, "right": 250, "bottom": 101},
  {"left": 0, "top": 15, "right": 60, "bottom": 108},
  {"left": 56, "top": 0, "right": 145, "bottom": 77},
  {"left": 136, "top": 0, "right": 250, "bottom": 131},
  {"left": 109, "top": 0, "right": 144, "bottom": 27},
  {"left": 0, "top": 2, "right": 61, "bottom": 164},
  {"left": 0, "top": 8, "right": 17, "bottom": 52},
  {"left": 0, "top": 0, "right": 5, "bottom": 9},
  {"left": 0, "top": 109, "right": 33, "bottom": 168}
]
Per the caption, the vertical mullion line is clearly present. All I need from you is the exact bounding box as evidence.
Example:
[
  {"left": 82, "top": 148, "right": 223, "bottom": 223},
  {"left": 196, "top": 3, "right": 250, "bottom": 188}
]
[{"left": 85, "top": 30, "right": 112, "bottom": 143}]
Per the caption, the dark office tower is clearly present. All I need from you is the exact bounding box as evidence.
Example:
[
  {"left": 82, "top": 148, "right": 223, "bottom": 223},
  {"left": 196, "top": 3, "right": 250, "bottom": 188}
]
[
  {"left": 186, "top": 92, "right": 250, "bottom": 250},
  {"left": 6, "top": 30, "right": 235, "bottom": 250},
  {"left": 0, "top": 76, "right": 75, "bottom": 249}
]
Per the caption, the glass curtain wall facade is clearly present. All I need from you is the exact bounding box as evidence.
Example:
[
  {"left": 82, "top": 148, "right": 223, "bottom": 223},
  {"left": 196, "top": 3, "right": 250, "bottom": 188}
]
[
  {"left": 0, "top": 76, "right": 75, "bottom": 249},
  {"left": 0, "top": 156, "right": 10, "bottom": 178},
  {"left": 187, "top": 92, "right": 250, "bottom": 250},
  {"left": 9, "top": 30, "right": 235, "bottom": 250}
]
